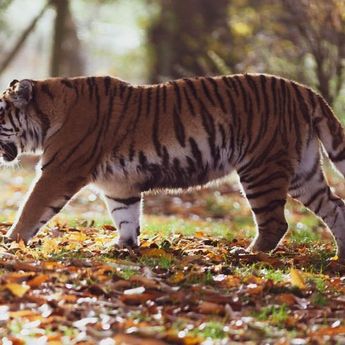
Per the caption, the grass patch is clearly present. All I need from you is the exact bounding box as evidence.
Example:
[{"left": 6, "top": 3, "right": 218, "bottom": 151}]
[
  {"left": 253, "top": 305, "right": 289, "bottom": 327},
  {"left": 192, "top": 321, "right": 228, "bottom": 340},
  {"left": 139, "top": 255, "right": 173, "bottom": 269},
  {"left": 143, "top": 215, "right": 235, "bottom": 241}
]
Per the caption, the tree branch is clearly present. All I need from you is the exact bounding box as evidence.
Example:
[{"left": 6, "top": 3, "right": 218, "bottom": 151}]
[{"left": 0, "top": 1, "right": 50, "bottom": 75}]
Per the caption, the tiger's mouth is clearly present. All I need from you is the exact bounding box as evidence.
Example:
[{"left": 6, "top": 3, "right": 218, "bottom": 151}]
[{"left": 1, "top": 142, "right": 18, "bottom": 162}]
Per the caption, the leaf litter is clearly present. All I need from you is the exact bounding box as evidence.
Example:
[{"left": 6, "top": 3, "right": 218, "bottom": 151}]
[{"left": 0, "top": 169, "right": 344, "bottom": 344}]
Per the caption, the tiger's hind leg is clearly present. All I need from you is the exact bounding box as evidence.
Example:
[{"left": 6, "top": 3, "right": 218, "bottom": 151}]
[
  {"left": 289, "top": 139, "right": 345, "bottom": 259},
  {"left": 238, "top": 160, "right": 293, "bottom": 253},
  {"left": 104, "top": 194, "right": 142, "bottom": 248}
]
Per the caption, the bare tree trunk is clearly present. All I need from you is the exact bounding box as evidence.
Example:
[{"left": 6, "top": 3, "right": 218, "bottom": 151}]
[
  {"left": 147, "top": 0, "right": 232, "bottom": 82},
  {"left": 50, "top": 0, "right": 84, "bottom": 77}
]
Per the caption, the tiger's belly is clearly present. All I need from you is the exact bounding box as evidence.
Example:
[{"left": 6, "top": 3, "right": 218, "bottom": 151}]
[{"left": 94, "top": 148, "right": 234, "bottom": 194}]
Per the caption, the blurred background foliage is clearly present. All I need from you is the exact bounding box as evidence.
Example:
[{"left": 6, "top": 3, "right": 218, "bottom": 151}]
[
  {"left": 0, "top": 0, "right": 344, "bottom": 114},
  {"left": 0, "top": 0, "right": 344, "bottom": 227}
]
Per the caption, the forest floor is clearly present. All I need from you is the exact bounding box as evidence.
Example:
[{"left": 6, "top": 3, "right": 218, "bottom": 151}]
[{"left": 0, "top": 164, "right": 345, "bottom": 344}]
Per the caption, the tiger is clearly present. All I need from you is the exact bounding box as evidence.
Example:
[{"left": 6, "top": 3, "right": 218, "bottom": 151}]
[{"left": 1, "top": 74, "right": 345, "bottom": 258}]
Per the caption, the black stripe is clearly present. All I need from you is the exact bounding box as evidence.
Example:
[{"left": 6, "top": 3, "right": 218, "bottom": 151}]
[
  {"left": 87, "top": 77, "right": 95, "bottom": 100},
  {"left": 330, "top": 147, "right": 345, "bottom": 162},
  {"left": 61, "top": 79, "right": 74, "bottom": 88},
  {"left": 291, "top": 82, "right": 310, "bottom": 124},
  {"left": 201, "top": 78, "right": 216, "bottom": 106},
  {"left": 207, "top": 77, "right": 226, "bottom": 113},
  {"left": 146, "top": 87, "right": 152, "bottom": 116},
  {"left": 184, "top": 78, "right": 198, "bottom": 99},
  {"left": 171, "top": 81, "right": 182, "bottom": 112},
  {"left": 183, "top": 88, "right": 196, "bottom": 116},
  {"left": 106, "top": 196, "right": 141, "bottom": 205},
  {"left": 49, "top": 206, "right": 62, "bottom": 214},
  {"left": 104, "top": 76, "right": 111, "bottom": 96},
  {"left": 304, "top": 187, "right": 327, "bottom": 207},
  {"left": 173, "top": 106, "right": 186, "bottom": 147},
  {"left": 304, "top": 159, "right": 320, "bottom": 181},
  {"left": 260, "top": 75, "right": 270, "bottom": 115},
  {"left": 227, "top": 77, "right": 240, "bottom": 96},
  {"left": 41, "top": 84, "right": 54, "bottom": 99},
  {"left": 243, "top": 171, "right": 287, "bottom": 189},
  {"left": 246, "top": 187, "right": 282, "bottom": 200},
  {"left": 119, "top": 221, "right": 129, "bottom": 228},
  {"left": 112, "top": 206, "right": 128, "bottom": 213},
  {"left": 252, "top": 199, "right": 286, "bottom": 214},
  {"left": 162, "top": 85, "right": 167, "bottom": 113},
  {"left": 7, "top": 112, "right": 19, "bottom": 132},
  {"left": 245, "top": 74, "right": 260, "bottom": 109},
  {"left": 313, "top": 198, "right": 324, "bottom": 214},
  {"left": 189, "top": 137, "right": 203, "bottom": 169},
  {"left": 152, "top": 86, "right": 162, "bottom": 156}
]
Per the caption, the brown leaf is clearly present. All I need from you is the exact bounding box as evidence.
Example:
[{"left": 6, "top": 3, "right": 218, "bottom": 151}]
[
  {"left": 119, "top": 292, "right": 161, "bottom": 305},
  {"left": 275, "top": 293, "right": 297, "bottom": 306},
  {"left": 114, "top": 334, "right": 168, "bottom": 345},
  {"left": 310, "top": 326, "right": 345, "bottom": 336},
  {"left": 129, "top": 275, "right": 159, "bottom": 289},
  {"left": 198, "top": 301, "right": 225, "bottom": 315},
  {"left": 27, "top": 274, "right": 49, "bottom": 288}
]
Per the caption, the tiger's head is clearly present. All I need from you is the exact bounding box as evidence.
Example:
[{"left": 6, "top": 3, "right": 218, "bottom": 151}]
[{"left": 0, "top": 79, "right": 34, "bottom": 163}]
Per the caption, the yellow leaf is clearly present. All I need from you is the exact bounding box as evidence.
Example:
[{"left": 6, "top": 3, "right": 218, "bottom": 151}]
[
  {"left": 6, "top": 283, "right": 30, "bottom": 297},
  {"left": 142, "top": 248, "right": 173, "bottom": 260},
  {"left": 290, "top": 268, "right": 306, "bottom": 289},
  {"left": 168, "top": 271, "right": 185, "bottom": 284}
]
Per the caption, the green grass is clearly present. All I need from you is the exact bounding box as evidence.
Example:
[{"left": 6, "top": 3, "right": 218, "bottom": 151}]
[
  {"left": 253, "top": 305, "right": 289, "bottom": 327},
  {"left": 288, "top": 226, "right": 321, "bottom": 244},
  {"left": 118, "top": 267, "right": 140, "bottom": 280},
  {"left": 139, "top": 255, "right": 173, "bottom": 269},
  {"left": 143, "top": 215, "right": 239, "bottom": 241},
  {"left": 192, "top": 321, "right": 228, "bottom": 340}
]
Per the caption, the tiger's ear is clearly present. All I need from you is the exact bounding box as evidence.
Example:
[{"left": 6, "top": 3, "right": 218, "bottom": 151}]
[{"left": 7, "top": 79, "right": 33, "bottom": 108}]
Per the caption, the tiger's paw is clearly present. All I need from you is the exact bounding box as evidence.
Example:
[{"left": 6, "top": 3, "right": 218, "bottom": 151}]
[
  {"left": 116, "top": 236, "right": 140, "bottom": 249},
  {"left": 6, "top": 228, "right": 31, "bottom": 245},
  {"left": 230, "top": 246, "right": 251, "bottom": 256}
]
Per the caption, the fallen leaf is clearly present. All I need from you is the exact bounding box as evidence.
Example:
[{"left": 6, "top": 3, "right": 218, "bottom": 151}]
[
  {"left": 310, "top": 326, "right": 345, "bottom": 336},
  {"left": 290, "top": 268, "right": 306, "bottom": 289},
  {"left": 141, "top": 248, "right": 173, "bottom": 260},
  {"left": 5, "top": 283, "right": 30, "bottom": 297},
  {"left": 119, "top": 292, "right": 160, "bottom": 305},
  {"left": 27, "top": 274, "right": 49, "bottom": 288},
  {"left": 168, "top": 271, "right": 185, "bottom": 284},
  {"left": 198, "top": 301, "right": 225, "bottom": 315},
  {"left": 114, "top": 334, "right": 167, "bottom": 345},
  {"left": 275, "top": 293, "right": 297, "bottom": 306}
]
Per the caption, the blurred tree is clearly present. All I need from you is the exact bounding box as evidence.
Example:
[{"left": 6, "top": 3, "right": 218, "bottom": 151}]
[
  {"left": 147, "top": 0, "right": 232, "bottom": 82},
  {"left": 50, "top": 0, "right": 85, "bottom": 76},
  {"left": 0, "top": 0, "right": 11, "bottom": 30},
  {"left": 0, "top": 1, "right": 49, "bottom": 75},
  {"left": 278, "top": 0, "right": 345, "bottom": 105}
]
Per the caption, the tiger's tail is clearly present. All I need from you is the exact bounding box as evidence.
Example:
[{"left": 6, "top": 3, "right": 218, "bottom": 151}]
[{"left": 314, "top": 93, "right": 345, "bottom": 176}]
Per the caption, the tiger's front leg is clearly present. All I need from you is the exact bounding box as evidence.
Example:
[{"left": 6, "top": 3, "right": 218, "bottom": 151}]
[
  {"left": 105, "top": 195, "right": 142, "bottom": 247},
  {"left": 7, "top": 172, "right": 86, "bottom": 243}
]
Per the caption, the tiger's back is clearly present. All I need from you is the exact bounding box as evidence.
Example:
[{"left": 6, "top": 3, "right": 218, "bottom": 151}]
[{"left": 2, "top": 73, "right": 345, "bottom": 257}]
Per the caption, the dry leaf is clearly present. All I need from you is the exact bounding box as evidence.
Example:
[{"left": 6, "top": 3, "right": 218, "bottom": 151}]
[
  {"left": 290, "top": 268, "right": 306, "bottom": 289},
  {"left": 27, "top": 274, "right": 49, "bottom": 288},
  {"left": 5, "top": 283, "right": 30, "bottom": 297}
]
